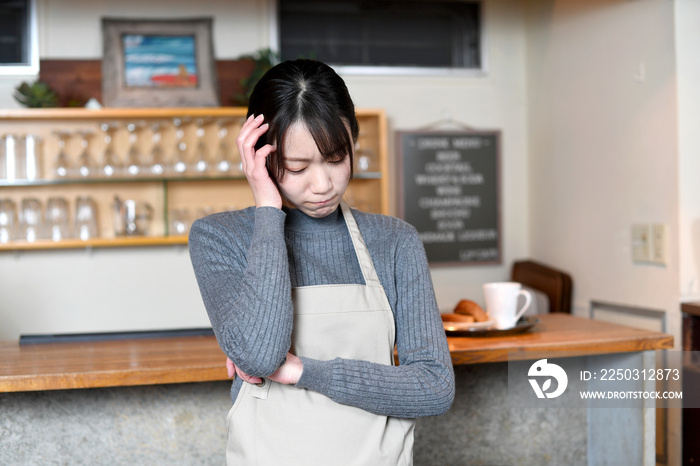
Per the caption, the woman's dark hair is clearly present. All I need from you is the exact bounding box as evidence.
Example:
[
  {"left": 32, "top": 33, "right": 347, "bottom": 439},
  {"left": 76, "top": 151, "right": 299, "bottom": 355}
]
[{"left": 247, "top": 59, "right": 359, "bottom": 181}]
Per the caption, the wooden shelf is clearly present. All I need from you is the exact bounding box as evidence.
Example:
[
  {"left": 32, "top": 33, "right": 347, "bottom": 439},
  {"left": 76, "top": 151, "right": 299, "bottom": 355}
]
[
  {"left": 0, "top": 107, "right": 246, "bottom": 120},
  {"left": 0, "top": 107, "right": 387, "bottom": 121},
  {"left": 0, "top": 106, "right": 391, "bottom": 250},
  {"left": 0, "top": 171, "right": 382, "bottom": 188},
  {"left": 0, "top": 235, "right": 188, "bottom": 251}
]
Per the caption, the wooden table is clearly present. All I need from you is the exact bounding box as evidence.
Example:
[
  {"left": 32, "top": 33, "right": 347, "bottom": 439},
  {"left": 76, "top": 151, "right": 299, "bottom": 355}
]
[{"left": 0, "top": 314, "right": 672, "bottom": 393}]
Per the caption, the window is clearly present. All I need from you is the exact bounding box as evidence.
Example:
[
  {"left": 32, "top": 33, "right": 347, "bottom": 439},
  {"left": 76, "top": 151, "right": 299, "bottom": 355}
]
[
  {"left": 279, "top": 0, "right": 481, "bottom": 73},
  {"left": 0, "top": 0, "right": 38, "bottom": 75}
]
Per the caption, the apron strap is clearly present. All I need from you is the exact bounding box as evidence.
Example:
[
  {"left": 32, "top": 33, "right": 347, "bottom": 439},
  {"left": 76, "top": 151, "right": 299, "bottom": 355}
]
[{"left": 340, "top": 202, "right": 382, "bottom": 287}]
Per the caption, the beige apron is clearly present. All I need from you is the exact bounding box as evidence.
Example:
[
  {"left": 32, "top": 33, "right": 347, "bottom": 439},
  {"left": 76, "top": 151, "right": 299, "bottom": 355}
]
[{"left": 226, "top": 203, "right": 415, "bottom": 465}]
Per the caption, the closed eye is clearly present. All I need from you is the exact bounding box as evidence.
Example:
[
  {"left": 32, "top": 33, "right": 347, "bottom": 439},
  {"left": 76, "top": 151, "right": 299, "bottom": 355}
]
[{"left": 285, "top": 166, "right": 307, "bottom": 174}]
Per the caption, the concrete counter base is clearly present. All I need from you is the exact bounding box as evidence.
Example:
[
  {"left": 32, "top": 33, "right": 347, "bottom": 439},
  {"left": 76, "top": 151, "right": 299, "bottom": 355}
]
[
  {"left": 1, "top": 382, "right": 231, "bottom": 465},
  {"left": 2, "top": 358, "right": 651, "bottom": 465}
]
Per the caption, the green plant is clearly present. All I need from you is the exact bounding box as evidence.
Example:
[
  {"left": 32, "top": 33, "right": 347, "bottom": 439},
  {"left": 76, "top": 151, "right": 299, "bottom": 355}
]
[
  {"left": 13, "top": 80, "right": 59, "bottom": 108},
  {"left": 233, "top": 48, "right": 280, "bottom": 106}
]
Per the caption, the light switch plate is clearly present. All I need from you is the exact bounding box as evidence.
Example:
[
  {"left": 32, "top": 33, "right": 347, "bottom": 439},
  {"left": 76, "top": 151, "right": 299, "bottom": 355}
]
[
  {"left": 651, "top": 223, "right": 667, "bottom": 265},
  {"left": 632, "top": 224, "right": 651, "bottom": 263}
]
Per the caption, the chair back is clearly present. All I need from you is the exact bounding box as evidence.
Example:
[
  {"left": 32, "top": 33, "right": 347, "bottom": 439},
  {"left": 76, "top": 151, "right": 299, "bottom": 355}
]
[{"left": 511, "top": 260, "right": 573, "bottom": 314}]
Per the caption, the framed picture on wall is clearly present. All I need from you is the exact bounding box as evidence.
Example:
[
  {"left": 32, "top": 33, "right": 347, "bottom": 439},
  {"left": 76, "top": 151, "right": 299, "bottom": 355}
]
[{"left": 101, "top": 18, "right": 219, "bottom": 107}]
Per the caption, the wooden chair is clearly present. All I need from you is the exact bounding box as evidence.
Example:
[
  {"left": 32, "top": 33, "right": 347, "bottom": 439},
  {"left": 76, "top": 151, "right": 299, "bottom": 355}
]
[{"left": 510, "top": 259, "right": 573, "bottom": 314}]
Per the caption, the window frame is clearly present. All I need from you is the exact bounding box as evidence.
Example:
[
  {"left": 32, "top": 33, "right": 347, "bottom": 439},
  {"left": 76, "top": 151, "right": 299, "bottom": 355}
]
[
  {"left": 270, "top": 0, "right": 488, "bottom": 77},
  {"left": 0, "top": 0, "right": 40, "bottom": 76}
]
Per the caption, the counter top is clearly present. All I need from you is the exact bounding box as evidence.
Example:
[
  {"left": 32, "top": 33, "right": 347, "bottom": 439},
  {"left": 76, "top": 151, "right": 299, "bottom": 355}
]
[
  {"left": 0, "top": 314, "right": 673, "bottom": 393},
  {"left": 0, "top": 335, "right": 227, "bottom": 392},
  {"left": 447, "top": 313, "right": 673, "bottom": 364}
]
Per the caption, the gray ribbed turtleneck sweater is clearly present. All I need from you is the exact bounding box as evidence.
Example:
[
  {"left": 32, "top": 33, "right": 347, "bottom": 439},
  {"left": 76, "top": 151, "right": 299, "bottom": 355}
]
[{"left": 188, "top": 205, "right": 454, "bottom": 418}]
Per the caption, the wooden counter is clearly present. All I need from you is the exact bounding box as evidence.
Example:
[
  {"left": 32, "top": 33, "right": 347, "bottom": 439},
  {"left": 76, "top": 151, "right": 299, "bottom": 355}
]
[
  {"left": 0, "top": 314, "right": 673, "bottom": 393},
  {"left": 0, "top": 335, "right": 227, "bottom": 392},
  {"left": 447, "top": 313, "right": 673, "bottom": 364}
]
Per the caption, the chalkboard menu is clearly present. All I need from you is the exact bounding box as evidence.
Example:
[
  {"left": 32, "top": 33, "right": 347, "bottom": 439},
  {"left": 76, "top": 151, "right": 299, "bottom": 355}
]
[{"left": 397, "top": 130, "right": 501, "bottom": 265}]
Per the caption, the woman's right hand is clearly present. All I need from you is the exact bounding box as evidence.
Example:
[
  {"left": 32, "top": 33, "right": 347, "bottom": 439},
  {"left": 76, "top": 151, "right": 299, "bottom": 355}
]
[
  {"left": 236, "top": 114, "right": 283, "bottom": 210},
  {"left": 225, "top": 353, "right": 302, "bottom": 385},
  {"left": 226, "top": 357, "right": 263, "bottom": 385}
]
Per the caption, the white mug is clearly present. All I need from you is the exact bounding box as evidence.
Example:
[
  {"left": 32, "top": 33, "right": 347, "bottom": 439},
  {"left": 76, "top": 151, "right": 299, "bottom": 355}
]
[{"left": 483, "top": 282, "right": 532, "bottom": 329}]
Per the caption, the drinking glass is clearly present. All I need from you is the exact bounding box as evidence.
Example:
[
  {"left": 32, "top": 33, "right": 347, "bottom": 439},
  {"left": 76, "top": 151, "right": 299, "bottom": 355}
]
[
  {"left": 125, "top": 123, "right": 144, "bottom": 176},
  {"left": 192, "top": 118, "right": 210, "bottom": 174},
  {"left": 230, "top": 118, "right": 244, "bottom": 173},
  {"left": 169, "top": 208, "right": 191, "bottom": 236},
  {"left": 354, "top": 140, "right": 375, "bottom": 173},
  {"left": 100, "top": 123, "right": 121, "bottom": 177},
  {"left": 0, "top": 198, "right": 17, "bottom": 243},
  {"left": 0, "top": 135, "right": 6, "bottom": 180},
  {"left": 113, "top": 197, "right": 153, "bottom": 236},
  {"left": 171, "top": 118, "right": 189, "bottom": 175},
  {"left": 19, "top": 135, "right": 32, "bottom": 181},
  {"left": 54, "top": 131, "right": 72, "bottom": 178},
  {"left": 213, "top": 119, "right": 233, "bottom": 174},
  {"left": 11, "top": 135, "right": 30, "bottom": 181},
  {"left": 19, "top": 197, "right": 43, "bottom": 242},
  {"left": 76, "top": 131, "right": 96, "bottom": 178},
  {"left": 149, "top": 122, "right": 167, "bottom": 176},
  {"left": 2, "top": 134, "right": 19, "bottom": 182},
  {"left": 74, "top": 196, "right": 99, "bottom": 240},
  {"left": 24, "top": 134, "right": 43, "bottom": 181},
  {"left": 46, "top": 196, "right": 70, "bottom": 241}
]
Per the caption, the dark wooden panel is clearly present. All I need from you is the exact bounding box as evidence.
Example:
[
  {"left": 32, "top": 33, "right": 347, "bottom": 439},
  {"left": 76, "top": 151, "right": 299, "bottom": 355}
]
[
  {"left": 38, "top": 59, "right": 255, "bottom": 107},
  {"left": 39, "top": 60, "right": 101, "bottom": 107}
]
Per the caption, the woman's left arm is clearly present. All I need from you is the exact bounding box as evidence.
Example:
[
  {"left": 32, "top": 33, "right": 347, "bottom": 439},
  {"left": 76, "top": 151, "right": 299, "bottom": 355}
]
[{"left": 295, "top": 221, "right": 455, "bottom": 418}]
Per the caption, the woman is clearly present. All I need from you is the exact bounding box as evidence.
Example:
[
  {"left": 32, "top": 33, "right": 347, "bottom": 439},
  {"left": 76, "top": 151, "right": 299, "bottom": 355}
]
[{"left": 189, "top": 59, "right": 454, "bottom": 465}]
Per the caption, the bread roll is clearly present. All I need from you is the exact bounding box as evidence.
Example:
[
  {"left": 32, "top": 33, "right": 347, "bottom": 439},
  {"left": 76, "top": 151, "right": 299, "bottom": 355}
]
[
  {"left": 441, "top": 313, "right": 475, "bottom": 323},
  {"left": 453, "top": 299, "right": 489, "bottom": 322}
]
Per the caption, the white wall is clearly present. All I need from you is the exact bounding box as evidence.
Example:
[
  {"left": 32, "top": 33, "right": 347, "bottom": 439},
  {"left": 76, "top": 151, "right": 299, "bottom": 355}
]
[
  {"left": 525, "top": 0, "right": 679, "bottom": 320},
  {"left": 0, "top": 76, "right": 34, "bottom": 110},
  {"left": 0, "top": 0, "right": 530, "bottom": 338}
]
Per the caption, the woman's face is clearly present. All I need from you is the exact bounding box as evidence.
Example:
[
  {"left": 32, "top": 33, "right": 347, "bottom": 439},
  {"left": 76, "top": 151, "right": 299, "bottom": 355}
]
[{"left": 277, "top": 122, "right": 352, "bottom": 218}]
